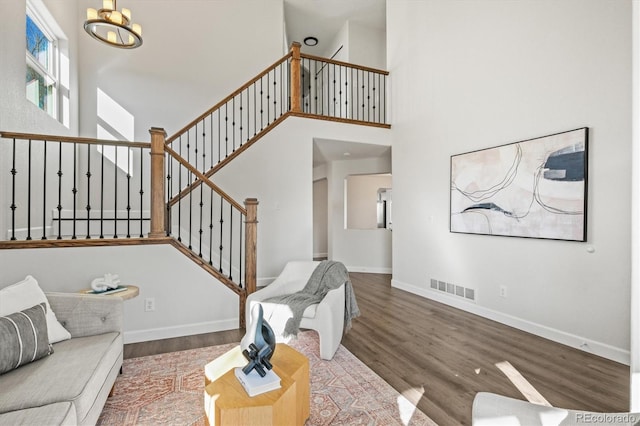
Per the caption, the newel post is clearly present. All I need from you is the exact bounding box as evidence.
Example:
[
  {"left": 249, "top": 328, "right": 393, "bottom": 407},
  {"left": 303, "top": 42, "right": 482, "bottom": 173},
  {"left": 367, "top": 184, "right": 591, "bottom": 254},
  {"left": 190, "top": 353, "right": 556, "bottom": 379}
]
[
  {"left": 290, "top": 42, "right": 302, "bottom": 113},
  {"left": 241, "top": 198, "right": 258, "bottom": 328},
  {"left": 149, "top": 127, "right": 167, "bottom": 238}
]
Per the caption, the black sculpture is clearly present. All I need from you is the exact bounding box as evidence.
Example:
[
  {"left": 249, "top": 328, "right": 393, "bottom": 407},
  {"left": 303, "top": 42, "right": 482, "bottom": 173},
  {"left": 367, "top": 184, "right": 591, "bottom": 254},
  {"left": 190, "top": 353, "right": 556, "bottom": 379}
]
[{"left": 240, "top": 304, "right": 276, "bottom": 377}]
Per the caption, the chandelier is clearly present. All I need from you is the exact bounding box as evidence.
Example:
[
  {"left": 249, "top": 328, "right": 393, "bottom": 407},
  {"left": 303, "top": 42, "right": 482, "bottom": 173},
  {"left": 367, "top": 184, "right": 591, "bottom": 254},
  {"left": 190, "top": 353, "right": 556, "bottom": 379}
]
[{"left": 84, "top": 0, "right": 143, "bottom": 49}]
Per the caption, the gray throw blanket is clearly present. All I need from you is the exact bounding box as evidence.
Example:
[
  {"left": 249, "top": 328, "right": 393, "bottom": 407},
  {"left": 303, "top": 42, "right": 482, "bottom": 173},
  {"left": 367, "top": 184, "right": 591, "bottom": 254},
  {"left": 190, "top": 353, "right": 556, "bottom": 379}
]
[{"left": 264, "top": 260, "right": 360, "bottom": 337}]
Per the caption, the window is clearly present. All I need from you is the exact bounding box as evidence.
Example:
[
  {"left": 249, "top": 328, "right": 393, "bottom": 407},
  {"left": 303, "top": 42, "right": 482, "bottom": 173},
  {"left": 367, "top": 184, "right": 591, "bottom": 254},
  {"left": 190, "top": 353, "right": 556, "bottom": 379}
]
[{"left": 26, "top": 6, "right": 58, "bottom": 118}]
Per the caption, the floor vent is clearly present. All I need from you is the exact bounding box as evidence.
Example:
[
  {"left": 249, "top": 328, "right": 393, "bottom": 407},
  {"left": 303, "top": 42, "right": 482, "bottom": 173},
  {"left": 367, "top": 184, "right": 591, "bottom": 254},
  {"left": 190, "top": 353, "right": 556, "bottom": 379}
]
[{"left": 430, "top": 278, "right": 476, "bottom": 303}]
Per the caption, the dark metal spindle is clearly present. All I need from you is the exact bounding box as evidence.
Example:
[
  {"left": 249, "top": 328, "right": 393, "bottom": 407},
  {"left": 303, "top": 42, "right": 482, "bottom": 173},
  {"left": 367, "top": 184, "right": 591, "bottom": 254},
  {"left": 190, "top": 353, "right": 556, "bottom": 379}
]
[
  {"left": 218, "top": 197, "right": 224, "bottom": 273},
  {"left": 188, "top": 133, "right": 193, "bottom": 249},
  {"left": 113, "top": 145, "right": 118, "bottom": 238},
  {"left": 10, "top": 139, "right": 17, "bottom": 240},
  {"left": 27, "top": 139, "right": 32, "bottom": 240},
  {"left": 260, "top": 78, "right": 264, "bottom": 131},
  {"left": 177, "top": 136, "right": 182, "bottom": 241},
  {"left": 239, "top": 93, "right": 243, "bottom": 145},
  {"left": 209, "top": 188, "right": 214, "bottom": 266},
  {"left": 210, "top": 113, "right": 214, "bottom": 169},
  {"left": 266, "top": 72, "right": 270, "bottom": 125},
  {"left": 198, "top": 184, "right": 203, "bottom": 257},
  {"left": 232, "top": 97, "right": 236, "bottom": 152},
  {"left": 57, "top": 142, "right": 62, "bottom": 239},
  {"left": 139, "top": 144, "right": 143, "bottom": 237},
  {"left": 225, "top": 103, "right": 228, "bottom": 157},
  {"left": 42, "top": 140, "right": 47, "bottom": 239},
  {"left": 72, "top": 143, "right": 77, "bottom": 239},
  {"left": 253, "top": 82, "right": 257, "bottom": 136},
  {"left": 228, "top": 204, "right": 233, "bottom": 280},
  {"left": 127, "top": 147, "right": 132, "bottom": 238},
  {"left": 202, "top": 118, "right": 206, "bottom": 173}
]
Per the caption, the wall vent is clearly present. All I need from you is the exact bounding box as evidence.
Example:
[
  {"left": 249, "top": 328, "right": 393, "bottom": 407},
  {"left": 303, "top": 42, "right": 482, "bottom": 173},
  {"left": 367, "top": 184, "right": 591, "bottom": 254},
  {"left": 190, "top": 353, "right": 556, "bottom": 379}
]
[{"left": 430, "top": 278, "right": 476, "bottom": 303}]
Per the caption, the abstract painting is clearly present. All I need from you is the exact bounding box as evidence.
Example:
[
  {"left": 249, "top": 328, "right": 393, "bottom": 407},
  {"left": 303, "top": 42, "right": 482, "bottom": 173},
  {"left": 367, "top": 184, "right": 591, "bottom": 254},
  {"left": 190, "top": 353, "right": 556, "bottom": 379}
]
[{"left": 450, "top": 128, "right": 588, "bottom": 241}]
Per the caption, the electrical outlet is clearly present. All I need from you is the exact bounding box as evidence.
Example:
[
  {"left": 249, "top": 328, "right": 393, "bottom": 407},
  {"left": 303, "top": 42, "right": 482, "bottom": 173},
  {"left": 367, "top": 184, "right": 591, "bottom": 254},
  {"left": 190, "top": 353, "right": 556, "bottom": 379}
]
[
  {"left": 499, "top": 285, "right": 507, "bottom": 298},
  {"left": 145, "top": 297, "right": 155, "bottom": 312}
]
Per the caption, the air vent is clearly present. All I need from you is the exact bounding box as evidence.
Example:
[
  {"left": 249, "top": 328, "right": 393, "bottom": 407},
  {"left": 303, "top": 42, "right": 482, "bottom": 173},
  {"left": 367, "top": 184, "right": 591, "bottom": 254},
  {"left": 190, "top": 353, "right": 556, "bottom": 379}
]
[{"left": 430, "top": 278, "right": 476, "bottom": 303}]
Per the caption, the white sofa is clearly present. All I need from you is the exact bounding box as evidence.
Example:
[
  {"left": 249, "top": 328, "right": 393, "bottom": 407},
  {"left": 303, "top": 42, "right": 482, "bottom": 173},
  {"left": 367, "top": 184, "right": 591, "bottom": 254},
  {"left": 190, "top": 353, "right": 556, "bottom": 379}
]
[
  {"left": 0, "top": 293, "right": 123, "bottom": 425},
  {"left": 245, "top": 260, "right": 346, "bottom": 360},
  {"left": 472, "top": 392, "right": 640, "bottom": 426}
]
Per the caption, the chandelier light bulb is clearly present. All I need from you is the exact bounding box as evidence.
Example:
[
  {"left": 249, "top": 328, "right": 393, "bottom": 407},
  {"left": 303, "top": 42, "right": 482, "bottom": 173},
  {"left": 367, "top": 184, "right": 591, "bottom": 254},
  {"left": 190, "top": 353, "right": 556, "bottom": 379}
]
[
  {"left": 121, "top": 8, "right": 131, "bottom": 21},
  {"left": 87, "top": 8, "right": 98, "bottom": 20},
  {"left": 107, "top": 31, "right": 117, "bottom": 44},
  {"left": 132, "top": 23, "right": 142, "bottom": 36},
  {"left": 110, "top": 10, "right": 122, "bottom": 25},
  {"left": 103, "top": 0, "right": 113, "bottom": 10}
]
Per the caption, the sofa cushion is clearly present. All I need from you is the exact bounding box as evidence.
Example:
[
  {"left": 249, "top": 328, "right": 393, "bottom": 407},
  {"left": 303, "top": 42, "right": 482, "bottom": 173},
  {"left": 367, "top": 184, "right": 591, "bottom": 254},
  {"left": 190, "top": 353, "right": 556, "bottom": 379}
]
[
  {"left": 0, "top": 402, "right": 76, "bottom": 426},
  {"left": 0, "top": 276, "right": 71, "bottom": 344},
  {"left": 0, "top": 332, "right": 122, "bottom": 423},
  {"left": 0, "top": 303, "right": 53, "bottom": 375}
]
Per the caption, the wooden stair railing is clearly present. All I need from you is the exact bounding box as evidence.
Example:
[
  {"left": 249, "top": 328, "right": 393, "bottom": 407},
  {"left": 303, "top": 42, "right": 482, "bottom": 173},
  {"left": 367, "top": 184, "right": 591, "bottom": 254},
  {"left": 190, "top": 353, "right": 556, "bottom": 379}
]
[{"left": 0, "top": 43, "right": 390, "bottom": 329}]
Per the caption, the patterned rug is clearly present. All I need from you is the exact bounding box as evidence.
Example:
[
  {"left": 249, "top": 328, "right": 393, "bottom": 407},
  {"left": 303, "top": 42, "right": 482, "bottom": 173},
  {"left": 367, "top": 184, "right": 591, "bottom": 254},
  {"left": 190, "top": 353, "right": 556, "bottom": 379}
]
[{"left": 98, "top": 331, "right": 436, "bottom": 425}]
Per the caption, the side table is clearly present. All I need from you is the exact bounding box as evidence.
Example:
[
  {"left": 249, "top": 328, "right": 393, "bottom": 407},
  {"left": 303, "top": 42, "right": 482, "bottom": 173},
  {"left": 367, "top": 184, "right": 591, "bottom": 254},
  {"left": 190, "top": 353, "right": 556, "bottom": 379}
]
[
  {"left": 79, "top": 285, "right": 139, "bottom": 300},
  {"left": 204, "top": 343, "right": 309, "bottom": 426}
]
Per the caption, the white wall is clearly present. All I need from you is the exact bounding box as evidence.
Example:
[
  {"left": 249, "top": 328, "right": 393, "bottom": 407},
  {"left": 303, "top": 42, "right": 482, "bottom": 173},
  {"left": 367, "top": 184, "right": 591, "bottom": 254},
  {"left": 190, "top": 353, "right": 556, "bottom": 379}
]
[
  {"left": 0, "top": 245, "right": 238, "bottom": 343},
  {"left": 328, "top": 156, "right": 392, "bottom": 273},
  {"left": 214, "top": 116, "right": 391, "bottom": 283},
  {"left": 313, "top": 178, "right": 328, "bottom": 258},
  {"left": 388, "top": 0, "right": 632, "bottom": 363}
]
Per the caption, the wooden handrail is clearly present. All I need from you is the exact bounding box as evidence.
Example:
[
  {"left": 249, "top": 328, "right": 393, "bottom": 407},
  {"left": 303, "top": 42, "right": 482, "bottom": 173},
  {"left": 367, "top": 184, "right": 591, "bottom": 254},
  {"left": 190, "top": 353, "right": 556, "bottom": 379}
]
[
  {"left": 164, "top": 144, "right": 247, "bottom": 214},
  {"left": 166, "top": 52, "right": 293, "bottom": 145},
  {"left": 299, "top": 52, "right": 390, "bottom": 76},
  {"left": 0, "top": 131, "right": 151, "bottom": 148}
]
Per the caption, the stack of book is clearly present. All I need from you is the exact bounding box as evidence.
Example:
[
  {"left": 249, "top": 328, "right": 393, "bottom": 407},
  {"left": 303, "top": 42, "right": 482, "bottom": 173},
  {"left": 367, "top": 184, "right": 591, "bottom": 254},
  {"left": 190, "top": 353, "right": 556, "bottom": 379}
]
[
  {"left": 85, "top": 286, "right": 128, "bottom": 296},
  {"left": 234, "top": 367, "right": 281, "bottom": 397}
]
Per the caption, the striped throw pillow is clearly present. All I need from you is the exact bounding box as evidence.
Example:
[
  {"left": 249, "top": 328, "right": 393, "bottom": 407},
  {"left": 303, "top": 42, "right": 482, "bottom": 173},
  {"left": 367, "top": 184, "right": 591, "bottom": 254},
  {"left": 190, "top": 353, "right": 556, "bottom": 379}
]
[{"left": 0, "top": 303, "right": 54, "bottom": 375}]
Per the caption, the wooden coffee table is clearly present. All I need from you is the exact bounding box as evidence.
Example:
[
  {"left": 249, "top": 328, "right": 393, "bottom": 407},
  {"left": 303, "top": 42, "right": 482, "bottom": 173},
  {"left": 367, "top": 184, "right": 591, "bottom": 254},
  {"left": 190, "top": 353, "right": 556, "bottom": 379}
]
[{"left": 204, "top": 343, "right": 309, "bottom": 426}]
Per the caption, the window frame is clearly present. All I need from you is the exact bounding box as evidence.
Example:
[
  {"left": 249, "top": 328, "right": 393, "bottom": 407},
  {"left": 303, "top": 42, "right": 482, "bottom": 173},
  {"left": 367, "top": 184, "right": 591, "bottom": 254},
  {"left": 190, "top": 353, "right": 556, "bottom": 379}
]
[{"left": 25, "top": 2, "right": 59, "bottom": 119}]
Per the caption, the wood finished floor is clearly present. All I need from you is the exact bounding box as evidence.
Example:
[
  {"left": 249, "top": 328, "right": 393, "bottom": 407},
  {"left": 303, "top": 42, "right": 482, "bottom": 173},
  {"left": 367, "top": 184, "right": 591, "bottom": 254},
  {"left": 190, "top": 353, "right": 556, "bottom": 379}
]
[{"left": 124, "top": 272, "right": 629, "bottom": 425}]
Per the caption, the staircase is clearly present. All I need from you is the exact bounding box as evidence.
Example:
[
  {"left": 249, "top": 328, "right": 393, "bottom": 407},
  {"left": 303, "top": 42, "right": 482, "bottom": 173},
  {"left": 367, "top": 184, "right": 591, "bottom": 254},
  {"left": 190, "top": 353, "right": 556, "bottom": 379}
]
[{"left": 0, "top": 43, "right": 389, "bottom": 327}]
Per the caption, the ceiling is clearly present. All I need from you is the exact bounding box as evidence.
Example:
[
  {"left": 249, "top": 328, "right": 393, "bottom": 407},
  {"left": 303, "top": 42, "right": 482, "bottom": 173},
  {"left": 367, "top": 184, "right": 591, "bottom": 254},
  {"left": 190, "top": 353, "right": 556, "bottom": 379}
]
[
  {"left": 283, "top": 0, "right": 388, "bottom": 168},
  {"left": 284, "top": 0, "right": 386, "bottom": 56}
]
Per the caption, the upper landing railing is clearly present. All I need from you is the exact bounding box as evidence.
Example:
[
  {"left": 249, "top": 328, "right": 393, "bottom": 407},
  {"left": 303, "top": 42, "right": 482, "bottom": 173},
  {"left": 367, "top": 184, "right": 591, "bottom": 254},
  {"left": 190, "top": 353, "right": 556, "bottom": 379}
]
[{"left": 165, "top": 42, "right": 389, "bottom": 203}]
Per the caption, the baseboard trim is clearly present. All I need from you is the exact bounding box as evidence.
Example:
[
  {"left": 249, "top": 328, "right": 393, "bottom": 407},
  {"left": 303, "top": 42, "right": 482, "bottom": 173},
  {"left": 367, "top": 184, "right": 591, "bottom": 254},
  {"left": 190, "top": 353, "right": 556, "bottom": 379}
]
[
  {"left": 348, "top": 266, "right": 392, "bottom": 274},
  {"left": 392, "top": 278, "right": 630, "bottom": 365},
  {"left": 123, "top": 318, "right": 238, "bottom": 344}
]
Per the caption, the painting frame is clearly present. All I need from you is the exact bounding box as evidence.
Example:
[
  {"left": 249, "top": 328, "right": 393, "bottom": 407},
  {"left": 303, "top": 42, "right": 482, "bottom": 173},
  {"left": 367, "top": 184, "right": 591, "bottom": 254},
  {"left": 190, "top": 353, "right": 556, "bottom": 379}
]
[{"left": 450, "top": 127, "right": 588, "bottom": 242}]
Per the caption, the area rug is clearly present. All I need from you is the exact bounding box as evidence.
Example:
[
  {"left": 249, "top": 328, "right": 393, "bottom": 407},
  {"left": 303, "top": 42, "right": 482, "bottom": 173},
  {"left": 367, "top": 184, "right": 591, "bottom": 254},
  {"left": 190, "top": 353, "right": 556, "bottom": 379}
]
[{"left": 98, "top": 331, "right": 436, "bottom": 425}]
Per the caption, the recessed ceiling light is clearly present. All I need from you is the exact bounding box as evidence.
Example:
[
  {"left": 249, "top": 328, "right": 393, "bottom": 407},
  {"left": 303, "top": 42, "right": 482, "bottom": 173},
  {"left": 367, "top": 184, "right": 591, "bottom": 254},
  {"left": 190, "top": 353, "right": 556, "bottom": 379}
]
[
  {"left": 343, "top": 152, "right": 351, "bottom": 156},
  {"left": 304, "top": 36, "right": 318, "bottom": 46}
]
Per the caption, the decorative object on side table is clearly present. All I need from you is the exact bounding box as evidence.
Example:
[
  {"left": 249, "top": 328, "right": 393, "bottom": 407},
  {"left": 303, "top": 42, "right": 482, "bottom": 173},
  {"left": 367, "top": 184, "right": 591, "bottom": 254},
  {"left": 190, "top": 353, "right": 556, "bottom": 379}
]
[{"left": 236, "top": 304, "right": 280, "bottom": 396}]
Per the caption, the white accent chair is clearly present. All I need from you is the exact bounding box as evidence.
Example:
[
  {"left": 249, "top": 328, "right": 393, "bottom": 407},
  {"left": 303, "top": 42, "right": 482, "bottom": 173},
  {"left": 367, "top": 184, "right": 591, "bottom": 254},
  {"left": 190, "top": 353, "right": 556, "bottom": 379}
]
[
  {"left": 245, "top": 260, "right": 345, "bottom": 360},
  {"left": 472, "top": 392, "right": 640, "bottom": 425}
]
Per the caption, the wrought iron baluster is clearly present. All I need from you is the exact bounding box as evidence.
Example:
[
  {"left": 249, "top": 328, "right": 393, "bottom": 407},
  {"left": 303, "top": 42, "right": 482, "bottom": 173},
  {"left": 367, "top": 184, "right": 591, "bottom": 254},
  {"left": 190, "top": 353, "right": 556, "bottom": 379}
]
[
  {"left": 232, "top": 97, "right": 236, "bottom": 152},
  {"left": 113, "top": 144, "right": 118, "bottom": 238},
  {"left": 139, "top": 143, "right": 144, "bottom": 237},
  {"left": 27, "top": 139, "right": 32, "bottom": 240},
  {"left": 266, "top": 72, "right": 270, "bottom": 125},
  {"left": 260, "top": 78, "right": 264, "bottom": 131},
  {"left": 228, "top": 204, "right": 233, "bottom": 280},
  {"left": 10, "top": 138, "right": 16, "bottom": 240},
  {"left": 72, "top": 143, "right": 77, "bottom": 239},
  {"left": 209, "top": 187, "right": 214, "bottom": 266},
  {"left": 177, "top": 136, "right": 182, "bottom": 242},
  {"left": 57, "top": 141, "right": 63, "bottom": 239},
  {"left": 361, "top": 69, "right": 365, "bottom": 122},
  {"left": 367, "top": 71, "right": 371, "bottom": 122},
  {"left": 202, "top": 118, "right": 206, "bottom": 173},
  {"left": 99, "top": 144, "right": 104, "bottom": 238},
  {"left": 383, "top": 74, "right": 387, "bottom": 124},
  {"left": 219, "top": 196, "right": 224, "bottom": 273},
  {"left": 188, "top": 132, "right": 193, "bottom": 249},
  {"left": 210, "top": 113, "right": 214, "bottom": 169},
  {"left": 239, "top": 92, "right": 243, "bottom": 146},
  {"left": 42, "top": 140, "right": 47, "bottom": 240},
  {"left": 198, "top": 183, "right": 203, "bottom": 257},
  {"left": 127, "top": 147, "right": 132, "bottom": 238},
  {"left": 224, "top": 103, "right": 228, "bottom": 157}
]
